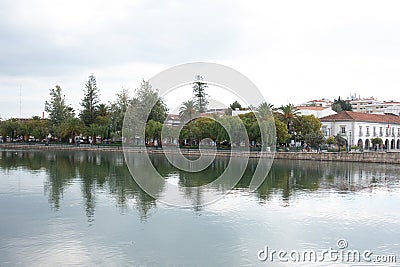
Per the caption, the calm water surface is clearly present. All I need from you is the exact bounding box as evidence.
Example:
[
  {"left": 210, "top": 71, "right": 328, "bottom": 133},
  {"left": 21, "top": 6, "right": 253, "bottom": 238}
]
[{"left": 0, "top": 150, "right": 400, "bottom": 266}]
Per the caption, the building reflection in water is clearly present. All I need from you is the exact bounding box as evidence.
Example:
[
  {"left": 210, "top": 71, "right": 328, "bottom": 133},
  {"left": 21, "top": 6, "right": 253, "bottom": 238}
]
[{"left": 0, "top": 150, "right": 399, "bottom": 221}]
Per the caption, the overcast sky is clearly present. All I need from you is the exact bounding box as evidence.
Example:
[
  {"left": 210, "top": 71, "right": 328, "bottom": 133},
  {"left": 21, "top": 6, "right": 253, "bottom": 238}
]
[{"left": 1, "top": 0, "right": 400, "bottom": 119}]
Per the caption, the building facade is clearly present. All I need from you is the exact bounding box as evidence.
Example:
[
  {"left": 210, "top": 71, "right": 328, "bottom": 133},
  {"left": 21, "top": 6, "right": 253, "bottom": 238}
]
[
  {"left": 320, "top": 111, "right": 400, "bottom": 150},
  {"left": 364, "top": 101, "right": 400, "bottom": 116},
  {"left": 295, "top": 106, "right": 336, "bottom": 118}
]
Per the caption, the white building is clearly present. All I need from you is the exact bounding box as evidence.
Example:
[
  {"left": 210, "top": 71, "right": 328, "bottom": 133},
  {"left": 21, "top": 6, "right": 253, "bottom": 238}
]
[
  {"left": 364, "top": 101, "right": 400, "bottom": 116},
  {"left": 320, "top": 111, "right": 400, "bottom": 150},
  {"left": 232, "top": 108, "right": 250, "bottom": 116},
  {"left": 295, "top": 106, "right": 336, "bottom": 118},
  {"left": 348, "top": 96, "right": 381, "bottom": 112},
  {"left": 302, "top": 98, "right": 333, "bottom": 107}
]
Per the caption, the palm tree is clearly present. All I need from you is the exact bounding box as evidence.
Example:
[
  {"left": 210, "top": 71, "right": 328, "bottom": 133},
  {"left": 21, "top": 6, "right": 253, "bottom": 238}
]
[
  {"left": 179, "top": 100, "right": 198, "bottom": 123},
  {"left": 257, "top": 102, "right": 275, "bottom": 119},
  {"left": 277, "top": 104, "right": 299, "bottom": 132},
  {"left": 59, "top": 117, "right": 86, "bottom": 143}
]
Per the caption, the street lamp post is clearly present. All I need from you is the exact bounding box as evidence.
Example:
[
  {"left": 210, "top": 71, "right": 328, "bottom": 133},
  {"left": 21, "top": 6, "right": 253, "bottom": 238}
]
[
  {"left": 294, "top": 131, "right": 297, "bottom": 149},
  {"left": 346, "top": 130, "right": 352, "bottom": 151},
  {"left": 349, "top": 130, "right": 352, "bottom": 150}
]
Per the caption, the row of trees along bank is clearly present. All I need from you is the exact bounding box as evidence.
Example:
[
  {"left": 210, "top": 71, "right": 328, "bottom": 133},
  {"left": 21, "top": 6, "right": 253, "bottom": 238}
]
[{"left": 0, "top": 75, "right": 328, "bottom": 149}]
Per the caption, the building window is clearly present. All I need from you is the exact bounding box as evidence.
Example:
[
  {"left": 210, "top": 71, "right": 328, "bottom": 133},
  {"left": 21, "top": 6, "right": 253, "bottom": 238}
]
[
  {"left": 341, "top": 126, "right": 346, "bottom": 134},
  {"left": 380, "top": 127, "right": 383, "bottom": 137},
  {"left": 398, "top": 128, "right": 400, "bottom": 137},
  {"left": 322, "top": 126, "right": 327, "bottom": 136},
  {"left": 366, "top": 126, "right": 370, "bottom": 136},
  {"left": 359, "top": 126, "right": 362, "bottom": 136},
  {"left": 373, "top": 127, "right": 376, "bottom": 136}
]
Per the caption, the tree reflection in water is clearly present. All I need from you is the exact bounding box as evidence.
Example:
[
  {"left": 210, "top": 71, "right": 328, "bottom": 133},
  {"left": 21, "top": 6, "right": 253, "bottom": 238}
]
[{"left": 0, "top": 150, "right": 399, "bottom": 221}]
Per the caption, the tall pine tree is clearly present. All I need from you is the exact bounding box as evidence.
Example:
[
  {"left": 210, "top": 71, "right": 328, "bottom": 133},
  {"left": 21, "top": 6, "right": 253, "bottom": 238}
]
[
  {"left": 80, "top": 75, "right": 100, "bottom": 126},
  {"left": 192, "top": 75, "right": 209, "bottom": 113}
]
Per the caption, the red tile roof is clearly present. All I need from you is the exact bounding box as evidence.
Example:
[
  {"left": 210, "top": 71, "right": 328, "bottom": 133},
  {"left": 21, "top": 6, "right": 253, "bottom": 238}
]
[
  {"left": 320, "top": 111, "right": 400, "bottom": 124},
  {"left": 296, "top": 106, "right": 327, "bottom": 111}
]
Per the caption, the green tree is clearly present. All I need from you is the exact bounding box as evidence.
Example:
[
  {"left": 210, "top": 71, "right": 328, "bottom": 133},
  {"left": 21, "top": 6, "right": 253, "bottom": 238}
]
[
  {"left": 132, "top": 80, "right": 168, "bottom": 123},
  {"left": 149, "top": 99, "right": 168, "bottom": 123},
  {"left": 86, "top": 123, "right": 108, "bottom": 143},
  {"left": 257, "top": 102, "right": 275, "bottom": 117},
  {"left": 325, "top": 136, "right": 336, "bottom": 146},
  {"left": 80, "top": 75, "right": 101, "bottom": 126},
  {"left": 239, "top": 112, "right": 260, "bottom": 145},
  {"left": 96, "top": 103, "right": 109, "bottom": 118},
  {"left": 230, "top": 101, "right": 242, "bottom": 110},
  {"left": 44, "top": 85, "right": 74, "bottom": 128},
  {"left": 17, "top": 122, "right": 29, "bottom": 141},
  {"left": 122, "top": 80, "right": 167, "bottom": 146},
  {"left": 110, "top": 88, "right": 130, "bottom": 134},
  {"left": 275, "top": 118, "right": 291, "bottom": 144},
  {"left": 304, "top": 132, "right": 325, "bottom": 147},
  {"left": 145, "top": 119, "right": 163, "bottom": 145},
  {"left": 371, "top": 137, "right": 383, "bottom": 148},
  {"left": 0, "top": 119, "right": 19, "bottom": 141},
  {"left": 192, "top": 75, "right": 209, "bottom": 113},
  {"left": 293, "top": 115, "right": 322, "bottom": 139},
  {"left": 277, "top": 104, "right": 299, "bottom": 132},
  {"left": 332, "top": 97, "right": 352, "bottom": 112},
  {"left": 94, "top": 103, "right": 111, "bottom": 140},
  {"left": 60, "top": 117, "right": 86, "bottom": 143},
  {"left": 31, "top": 119, "right": 49, "bottom": 141},
  {"left": 179, "top": 100, "right": 198, "bottom": 122}
]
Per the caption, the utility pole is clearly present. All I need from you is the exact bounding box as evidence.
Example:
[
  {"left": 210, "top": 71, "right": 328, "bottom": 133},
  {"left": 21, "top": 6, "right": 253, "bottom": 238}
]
[{"left": 19, "top": 85, "right": 22, "bottom": 118}]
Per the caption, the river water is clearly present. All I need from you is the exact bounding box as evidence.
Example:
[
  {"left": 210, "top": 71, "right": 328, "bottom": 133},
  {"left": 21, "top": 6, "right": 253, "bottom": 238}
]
[{"left": 0, "top": 150, "right": 399, "bottom": 266}]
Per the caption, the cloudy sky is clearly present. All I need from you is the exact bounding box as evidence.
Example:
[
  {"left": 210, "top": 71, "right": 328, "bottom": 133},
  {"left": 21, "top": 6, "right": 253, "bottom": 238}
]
[{"left": 1, "top": 0, "right": 400, "bottom": 119}]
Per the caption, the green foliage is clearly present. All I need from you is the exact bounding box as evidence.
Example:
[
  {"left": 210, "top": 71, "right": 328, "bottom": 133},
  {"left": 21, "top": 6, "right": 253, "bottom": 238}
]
[
  {"left": 192, "top": 75, "right": 209, "bottom": 113},
  {"left": 109, "top": 88, "right": 130, "bottom": 135},
  {"left": 230, "top": 101, "right": 242, "bottom": 110},
  {"left": 60, "top": 118, "right": 86, "bottom": 142},
  {"left": 86, "top": 123, "right": 109, "bottom": 141},
  {"left": 80, "top": 75, "right": 101, "bottom": 126},
  {"left": 179, "top": 100, "right": 198, "bottom": 122},
  {"left": 0, "top": 119, "right": 19, "bottom": 140},
  {"left": 325, "top": 136, "right": 336, "bottom": 145},
  {"left": 275, "top": 118, "right": 291, "bottom": 144},
  {"left": 44, "top": 85, "right": 74, "bottom": 128},
  {"left": 277, "top": 104, "right": 299, "bottom": 132},
  {"left": 257, "top": 102, "right": 274, "bottom": 118},
  {"left": 239, "top": 112, "right": 260, "bottom": 144},
  {"left": 132, "top": 80, "right": 168, "bottom": 123},
  {"left": 304, "top": 132, "right": 325, "bottom": 147},
  {"left": 371, "top": 137, "right": 383, "bottom": 145},
  {"left": 149, "top": 99, "right": 168, "bottom": 123},
  {"left": 145, "top": 120, "right": 163, "bottom": 144},
  {"left": 293, "top": 115, "right": 322, "bottom": 138},
  {"left": 331, "top": 97, "right": 352, "bottom": 112}
]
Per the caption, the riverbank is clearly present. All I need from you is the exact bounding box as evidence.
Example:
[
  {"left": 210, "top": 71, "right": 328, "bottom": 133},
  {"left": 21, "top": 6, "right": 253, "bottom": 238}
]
[{"left": 1, "top": 143, "right": 400, "bottom": 164}]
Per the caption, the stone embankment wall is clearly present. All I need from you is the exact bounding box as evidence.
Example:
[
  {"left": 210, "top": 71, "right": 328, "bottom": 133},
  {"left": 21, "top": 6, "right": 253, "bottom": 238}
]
[
  {"left": 272, "top": 152, "right": 400, "bottom": 164},
  {"left": 1, "top": 144, "right": 399, "bottom": 164}
]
